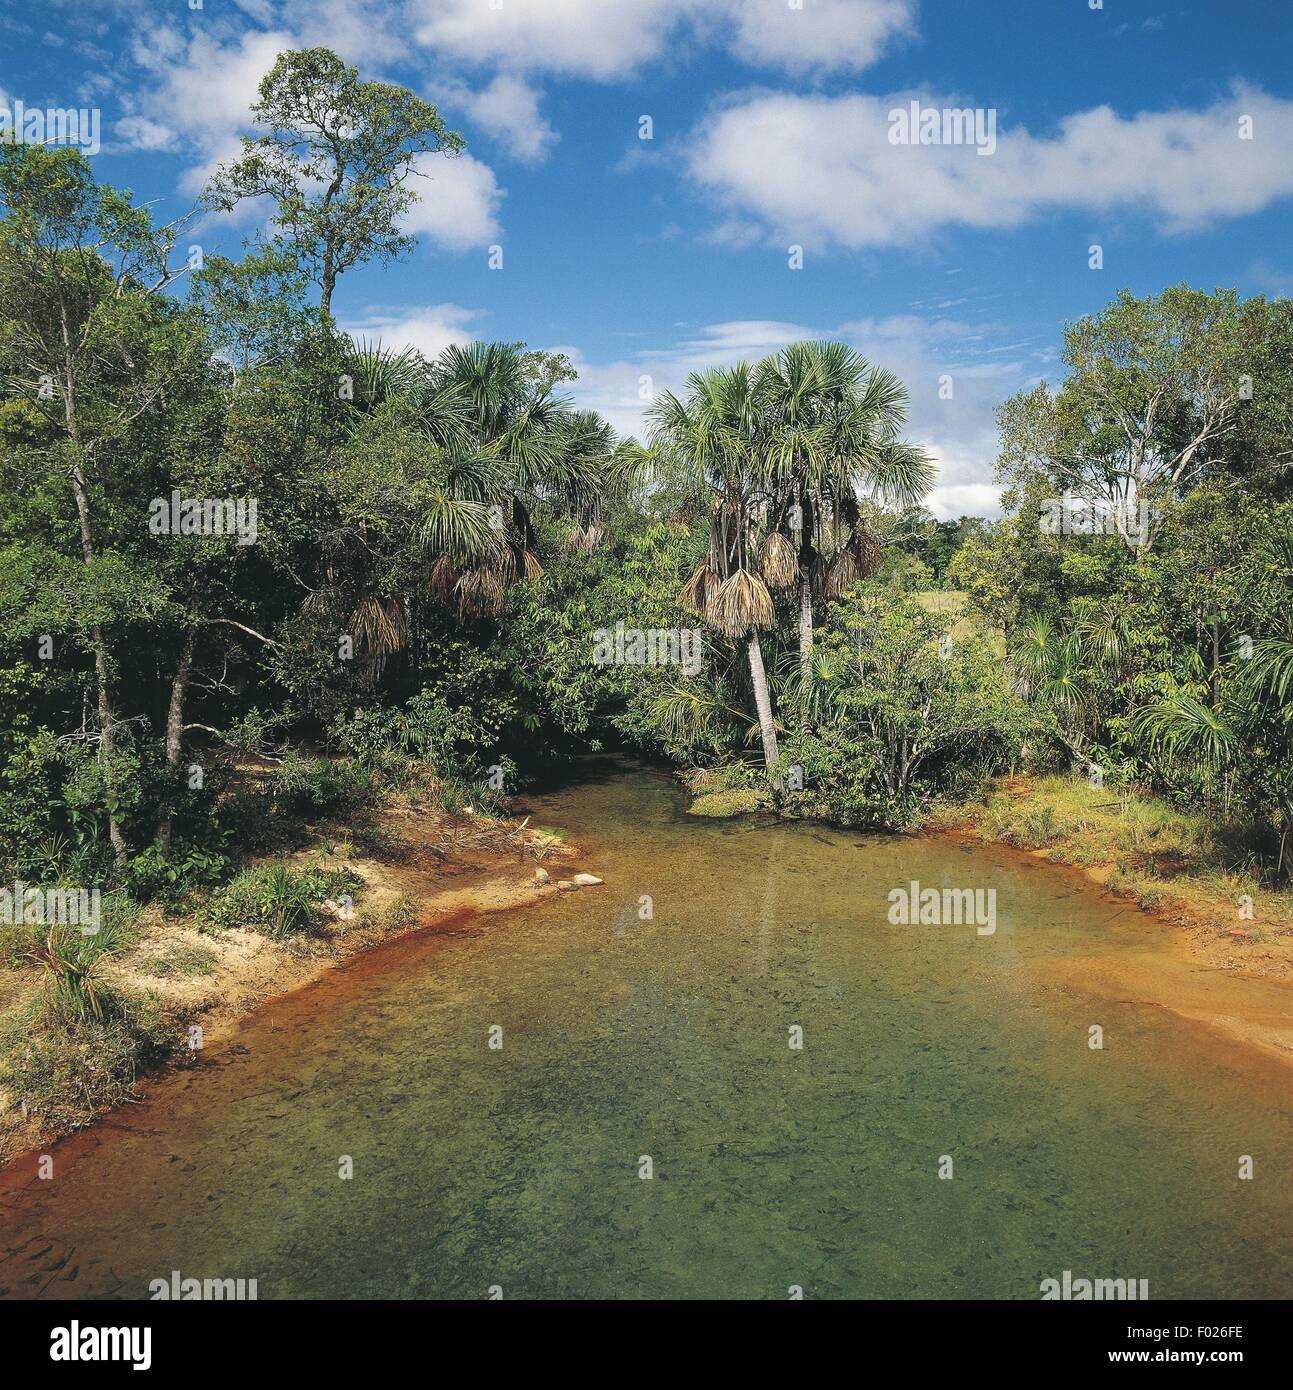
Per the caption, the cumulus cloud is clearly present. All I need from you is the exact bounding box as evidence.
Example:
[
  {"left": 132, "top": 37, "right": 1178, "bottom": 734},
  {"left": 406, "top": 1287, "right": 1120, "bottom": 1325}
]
[
  {"left": 687, "top": 84, "right": 1293, "bottom": 250},
  {"left": 726, "top": 0, "right": 916, "bottom": 73},
  {"left": 439, "top": 73, "right": 557, "bottom": 164},
  {"left": 407, "top": 0, "right": 915, "bottom": 79},
  {"left": 114, "top": 114, "right": 177, "bottom": 152},
  {"left": 559, "top": 315, "right": 1030, "bottom": 517},
  {"left": 340, "top": 302, "right": 484, "bottom": 361},
  {"left": 403, "top": 151, "right": 503, "bottom": 250},
  {"left": 121, "top": 26, "right": 293, "bottom": 175}
]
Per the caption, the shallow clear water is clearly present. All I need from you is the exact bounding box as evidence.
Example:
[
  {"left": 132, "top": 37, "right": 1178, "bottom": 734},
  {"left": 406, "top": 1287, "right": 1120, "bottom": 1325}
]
[{"left": 2, "top": 761, "right": 1290, "bottom": 1299}]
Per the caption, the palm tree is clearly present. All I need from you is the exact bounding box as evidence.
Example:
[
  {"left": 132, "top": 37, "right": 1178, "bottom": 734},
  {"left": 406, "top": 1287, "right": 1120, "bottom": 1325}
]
[
  {"left": 648, "top": 365, "right": 786, "bottom": 793},
  {"left": 432, "top": 341, "right": 585, "bottom": 614},
  {"left": 1008, "top": 613, "right": 1095, "bottom": 760},
  {"left": 756, "top": 342, "right": 934, "bottom": 725},
  {"left": 1135, "top": 627, "right": 1293, "bottom": 875},
  {"left": 550, "top": 410, "right": 650, "bottom": 554}
]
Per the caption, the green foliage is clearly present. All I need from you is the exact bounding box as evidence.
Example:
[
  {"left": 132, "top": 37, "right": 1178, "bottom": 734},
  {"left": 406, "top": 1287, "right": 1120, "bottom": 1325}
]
[
  {"left": 204, "top": 47, "right": 464, "bottom": 315},
  {"left": 0, "top": 990, "right": 172, "bottom": 1129},
  {"left": 209, "top": 861, "right": 363, "bottom": 938},
  {"left": 121, "top": 842, "right": 232, "bottom": 905},
  {"left": 271, "top": 754, "right": 382, "bottom": 821},
  {"left": 776, "top": 586, "right": 1032, "bottom": 828}
]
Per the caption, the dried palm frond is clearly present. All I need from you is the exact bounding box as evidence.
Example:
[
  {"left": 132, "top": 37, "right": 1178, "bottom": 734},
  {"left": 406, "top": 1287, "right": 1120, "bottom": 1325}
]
[
  {"left": 521, "top": 548, "right": 544, "bottom": 581},
  {"left": 853, "top": 526, "right": 884, "bottom": 579},
  {"left": 758, "top": 530, "right": 797, "bottom": 588},
  {"left": 426, "top": 555, "right": 459, "bottom": 605},
  {"left": 707, "top": 569, "right": 774, "bottom": 637},
  {"left": 799, "top": 551, "right": 827, "bottom": 599},
  {"left": 456, "top": 566, "right": 506, "bottom": 617},
  {"left": 494, "top": 546, "right": 519, "bottom": 587},
  {"left": 302, "top": 586, "right": 336, "bottom": 616},
  {"left": 350, "top": 595, "right": 408, "bottom": 658},
  {"left": 567, "top": 519, "right": 608, "bottom": 554},
  {"left": 824, "top": 548, "right": 859, "bottom": 598},
  {"left": 678, "top": 562, "right": 718, "bottom": 615}
]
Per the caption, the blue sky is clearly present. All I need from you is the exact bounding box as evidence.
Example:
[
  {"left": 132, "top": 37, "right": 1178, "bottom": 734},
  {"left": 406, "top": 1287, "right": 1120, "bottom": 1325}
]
[{"left": 4, "top": 0, "right": 1292, "bottom": 516}]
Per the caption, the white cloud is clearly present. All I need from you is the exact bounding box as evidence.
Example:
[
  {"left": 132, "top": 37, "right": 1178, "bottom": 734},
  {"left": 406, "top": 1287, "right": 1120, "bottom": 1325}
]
[
  {"left": 440, "top": 74, "right": 557, "bottom": 164},
  {"left": 340, "top": 303, "right": 484, "bottom": 361},
  {"left": 404, "top": 151, "right": 504, "bottom": 250},
  {"left": 726, "top": 0, "right": 916, "bottom": 73},
  {"left": 407, "top": 0, "right": 915, "bottom": 79},
  {"left": 560, "top": 315, "right": 1035, "bottom": 517},
  {"left": 127, "top": 27, "right": 292, "bottom": 172},
  {"left": 409, "top": 0, "right": 688, "bottom": 81},
  {"left": 114, "top": 114, "right": 177, "bottom": 152},
  {"left": 688, "top": 84, "right": 1293, "bottom": 250}
]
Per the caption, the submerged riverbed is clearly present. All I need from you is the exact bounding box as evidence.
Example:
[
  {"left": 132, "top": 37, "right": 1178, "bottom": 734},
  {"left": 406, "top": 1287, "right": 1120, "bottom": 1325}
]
[{"left": 2, "top": 761, "right": 1290, "bottom": 1299}]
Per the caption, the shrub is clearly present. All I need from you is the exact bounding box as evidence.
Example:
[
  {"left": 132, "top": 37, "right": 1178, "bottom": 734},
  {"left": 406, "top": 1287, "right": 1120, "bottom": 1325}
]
[
  {"left": 209, "top": 862, "right": 364, "bottom": 938},
  {"left": 122, "top": 841, "right": 232, "bottom": 906},
  {"left": 0, "top": 992, "right": 172, "bottom": 1129},
  {"left": 271, "top": 754, "right": 381, "bottom": 821}
]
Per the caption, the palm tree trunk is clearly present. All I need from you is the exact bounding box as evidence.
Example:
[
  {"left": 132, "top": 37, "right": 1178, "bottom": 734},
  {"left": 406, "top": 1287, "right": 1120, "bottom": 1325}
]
[
  {"left": 746, "top": 632, "right": 782, "bottom": 796},
  {"left": 796, "top": 492, "right": 815, "bottom": 731},
  {"left": 797, "top": 572, "right": 813, "bottom": 725}
]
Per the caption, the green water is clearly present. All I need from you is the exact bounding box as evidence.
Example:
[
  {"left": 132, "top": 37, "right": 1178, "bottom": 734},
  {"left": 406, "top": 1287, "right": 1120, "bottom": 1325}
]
[{"left": 2, "top": 761, "right": 1290, "bottom": 1299}]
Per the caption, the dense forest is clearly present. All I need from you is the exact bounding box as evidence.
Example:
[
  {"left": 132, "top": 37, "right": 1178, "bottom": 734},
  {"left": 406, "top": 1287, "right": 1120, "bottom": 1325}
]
[{"left": 2, "top": 50, "right": 1292, "bottom": 1126}]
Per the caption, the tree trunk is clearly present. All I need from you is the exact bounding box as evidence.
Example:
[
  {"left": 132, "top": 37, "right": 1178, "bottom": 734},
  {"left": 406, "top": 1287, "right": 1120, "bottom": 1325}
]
[
  {"left": 746, "top": 632, "right": 782, "bottom": 796},
  {"left": 90, "top": 628, "right": 127, "bottom": 866},
  {"left": 797, "top": 572, "right": 814, "bottom": 725},
  {"left": 63, "top": 357, "right": 128, "bottom": 866},
  {"left": 156, "top": 626, "right": 196, "bottom": 852},
  {"left": 796, "top": 492, "right": 815, "bottom": 731}
]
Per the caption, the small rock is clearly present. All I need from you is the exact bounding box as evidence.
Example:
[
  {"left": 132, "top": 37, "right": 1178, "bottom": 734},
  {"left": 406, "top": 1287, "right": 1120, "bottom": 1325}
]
[
  {"left": 533, "top": 867, "right": 550, "bottom": 886},
  {"left": 556, "top": 880, "right": 577, "bottom": 892},
  {"left": 571, "top": 873, "right": 604, "bottom": 887}
]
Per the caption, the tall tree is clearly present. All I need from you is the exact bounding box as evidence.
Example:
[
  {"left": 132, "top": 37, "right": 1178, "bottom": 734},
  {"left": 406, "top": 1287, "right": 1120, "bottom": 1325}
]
[
  {"left": 649, "top": 366, "right": 785, "bottom": 793},
  {"left": 0, "top": 143, "right": 196, "bottom": 864},
  {"left": 206, "top": 47, "right": 463, "bottom": 317},
  {"left": 756, "top": 341, "right": 933, "bottom": 723},
  {"left": 996, "top": 286, "right": 1291, "bottom": 552}
]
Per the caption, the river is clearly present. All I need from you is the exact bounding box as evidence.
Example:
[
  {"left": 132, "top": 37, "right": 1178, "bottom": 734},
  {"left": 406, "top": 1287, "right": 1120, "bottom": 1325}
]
[{"left": 1, "top": 761, "right": 1290, "bottom": 1299}]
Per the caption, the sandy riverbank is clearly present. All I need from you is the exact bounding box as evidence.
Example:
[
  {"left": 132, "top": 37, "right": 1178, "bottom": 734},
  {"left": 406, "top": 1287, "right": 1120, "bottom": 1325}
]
[
  {"left": 926, "top": 821, "right": 1293, "bottom": 1071},
  {"left": 0, "top": 800, "right": 597, "bottom": 1165}
]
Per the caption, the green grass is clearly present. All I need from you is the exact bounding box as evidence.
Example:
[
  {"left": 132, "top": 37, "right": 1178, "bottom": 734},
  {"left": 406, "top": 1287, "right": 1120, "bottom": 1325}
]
[
  {"left": 139, "top": 942, "right": 219, "bottom": 978},
  {"left": 689, "top": 788, "right": 762, "bottom": 818},
  {"left": 937, "top": 774, "right": 1293, "bottom": 941},
  {"left": 0, "top": 989, "right": 173, "bottom": 1132},
  {"left": 913, "top": 590, "right": 1005, "bottom": 657},
  {"left": 208, "top": 862, "right": 364, "bottom": 938}
]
